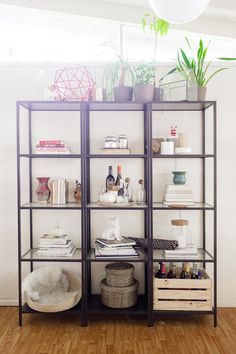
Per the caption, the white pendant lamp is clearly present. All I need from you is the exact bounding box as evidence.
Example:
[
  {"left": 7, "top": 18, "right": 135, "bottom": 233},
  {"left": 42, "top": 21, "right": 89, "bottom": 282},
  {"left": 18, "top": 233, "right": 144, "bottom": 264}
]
[{"left": 149, "top": 0, "right": 210, "bottom": 24}]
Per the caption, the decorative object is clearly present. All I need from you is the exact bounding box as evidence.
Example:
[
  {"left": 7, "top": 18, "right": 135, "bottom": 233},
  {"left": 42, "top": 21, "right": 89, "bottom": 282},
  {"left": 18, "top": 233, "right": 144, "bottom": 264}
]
[
  {"left": 105, "top": 263, "right": 135, "bottom": 287},
  {"left": 35, "top": 177, "right": 50, "bottom": 203},
  {"left": 124, "top": 177, "right": 132, "bottom": 202},
  {"left": 133, "top": 63, "right": 155, "bottom": 102},
  {"left": 152, "top": 138, "right": 164, "bottom": 154},
  {"left": 148, "top": 0, "right": 210, "bottom": 24},
  {"left": 118, "top": 134, "right": 128, "bottom": 149},
  {"left": 101, "top": 217, "right": 121, "bottom": 241},
  {"left": 142, "top": 15, "right": 169, "bottom": 101},
  {"left": 101, "top": 262, "right": 138, "bottom": 308},
  {"left": 171, "top": 219, "right": 190, "bottom": 249},
  {"left": 161, "top": 141, "right": 174, "bottom": 155},
  {"left": 172, "top": 171, "right": 187, "bottom": 185},
  {"left": 53, "top": 66, "right": 95, "bottom": 101},
  {"left": 101, "top": 41, "right": 134, "bottom": 101},
  {"left": 44, "top": 85, "right": 58, "bottom": 100},
  {"left": 175, "top": 38, "right": 236, "bottom": 100},
  {"left": 104, "top": 136, "right": 118, "bottom": 149},
  {"left": 175, "top": 132, "right": 192, "bottom": 154},
  {"left": 52, "top": 179, "right": 67, "bottom": 205},
  {"left": 129, "top": 237, "right": 178, "bottom": 250},
  {"left": 99, "top": 190, "right": 117, "bottom": 204},
  {"left": 74, "top": 180, "right": 81, "bottom": 204},
  {"left": 101, "top": 278, "right": 138, "bottom": 308},
  {"left": 22, "top": 266, "right": 81, "bottom": 312},
  {"left": 159, "top": 69, "right": 197, "bottom": 101},
  {"left": 167, "top": 125, "right": 178, "bottom": 148},
  {"left": 136, "top": 179, "right": 146, "bottom": 204}
]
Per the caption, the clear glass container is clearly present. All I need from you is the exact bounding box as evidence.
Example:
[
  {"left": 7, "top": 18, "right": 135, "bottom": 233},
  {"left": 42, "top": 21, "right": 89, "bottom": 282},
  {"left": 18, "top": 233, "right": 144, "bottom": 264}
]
[
  {"left": 104, "top": 136, "right": 117, "bottom": 148},
  {"left": 171, "top": 219, "right": 192, "bottom": 248},
  {"left": 160, "top": 70, "right": 197, "bottom": 101},
  {"left": 118, "top": 134, "right": 128, "bottom": 149},
  {"left": 136, "top": 179, "right": 146, "bottom": 205}
]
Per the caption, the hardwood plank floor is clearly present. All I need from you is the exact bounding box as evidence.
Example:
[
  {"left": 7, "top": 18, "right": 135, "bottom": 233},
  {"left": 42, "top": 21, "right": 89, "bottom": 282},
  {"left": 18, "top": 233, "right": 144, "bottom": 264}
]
[{"left": 0, "top": 308, "right": 235, "bottom": 354}]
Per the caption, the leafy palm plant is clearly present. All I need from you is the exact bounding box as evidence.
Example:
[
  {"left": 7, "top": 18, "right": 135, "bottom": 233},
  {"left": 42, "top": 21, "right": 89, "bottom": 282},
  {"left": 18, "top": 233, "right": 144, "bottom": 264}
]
[{"left": 177, "top": 37, "right": 236, "bottom": 87}]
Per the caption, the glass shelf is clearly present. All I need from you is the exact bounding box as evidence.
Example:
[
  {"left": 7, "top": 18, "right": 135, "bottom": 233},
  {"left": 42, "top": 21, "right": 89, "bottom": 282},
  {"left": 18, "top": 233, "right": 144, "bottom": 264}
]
[
  {"left": 152, "top": 154, "right": 214, "bottom": 159},
  {"left": 21, "top": 202, "right": 81, "bottom": 210},
  {"left": 87, "top": 154, "right": 147, "bottom": 159},
  {"left": 153, "top": 248, "right": 214, "bottom": 263},
  {"left": 21, "top": 248, "right": 82, "bottom": 262},
  {"left": 152, "top": 101, "right": 215, "bottom": 111},
  {"left": 18, "top": 101, "right": 81, "bottom": 111},
  {"left": 87, "top": 203, "right": 147, "bottom": 210},
  {"left": 87, "top": 248, "right": 147, "bottom": 262},
  {"left": 20, "top": 154, "right": 81, "bottom": 158},
  {"left": 153, "top": 202, "right": 214, "bottom": 210}
]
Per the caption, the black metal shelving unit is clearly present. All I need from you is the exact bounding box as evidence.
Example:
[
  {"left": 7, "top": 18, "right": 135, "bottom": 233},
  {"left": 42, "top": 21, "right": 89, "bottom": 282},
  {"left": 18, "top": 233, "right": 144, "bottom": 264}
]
[{"left": 16, "top": 100, "right": 217, "bottom": 327}]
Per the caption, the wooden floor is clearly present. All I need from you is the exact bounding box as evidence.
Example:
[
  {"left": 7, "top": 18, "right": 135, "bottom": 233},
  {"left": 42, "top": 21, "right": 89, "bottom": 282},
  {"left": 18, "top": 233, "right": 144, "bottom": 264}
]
[{"left": 0, "top": 308, "right": 236, "bottom": 354}]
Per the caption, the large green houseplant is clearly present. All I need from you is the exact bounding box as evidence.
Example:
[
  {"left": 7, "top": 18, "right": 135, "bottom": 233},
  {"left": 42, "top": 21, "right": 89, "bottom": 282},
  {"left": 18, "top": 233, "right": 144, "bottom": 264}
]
[{"left": 176, "top": 37, "right": 236, "bottom": 100}]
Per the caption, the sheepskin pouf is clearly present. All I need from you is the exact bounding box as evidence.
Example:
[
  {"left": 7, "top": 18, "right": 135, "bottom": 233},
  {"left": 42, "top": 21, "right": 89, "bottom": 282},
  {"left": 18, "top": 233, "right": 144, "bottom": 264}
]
[{"left": 22, "top": 266, "right": 82, "bottom": 312}]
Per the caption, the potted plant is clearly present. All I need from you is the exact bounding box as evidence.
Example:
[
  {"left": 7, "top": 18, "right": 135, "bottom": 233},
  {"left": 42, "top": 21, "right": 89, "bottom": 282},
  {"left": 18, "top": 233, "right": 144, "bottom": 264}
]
[
  {"left": 142, "top": 14, "right": 169, "bottom": 101},
  {"left": 176, "top": 37, "right": 236, "bottom": 100},
  {"left": 102, "top": 41, "right": 134, "bottom": 102},
  {"left": 133, "top": 63, "right": 155, "bottom": 102}
]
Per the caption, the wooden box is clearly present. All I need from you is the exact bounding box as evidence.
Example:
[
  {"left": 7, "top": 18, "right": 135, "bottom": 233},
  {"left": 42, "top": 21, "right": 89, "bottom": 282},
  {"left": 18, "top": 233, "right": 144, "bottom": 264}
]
[{"left": 153, "top": 270, "right": 212, "bottom": 311}]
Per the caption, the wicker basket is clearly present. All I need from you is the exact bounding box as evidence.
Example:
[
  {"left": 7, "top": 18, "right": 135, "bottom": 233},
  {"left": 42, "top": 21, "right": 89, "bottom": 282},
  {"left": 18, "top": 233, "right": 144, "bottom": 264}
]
[
  {"left": 101, "top": 279, "right": 138, "bottom": 308},
  {"left": 105, "top": 262, "right": 135, "bottom": 287}
]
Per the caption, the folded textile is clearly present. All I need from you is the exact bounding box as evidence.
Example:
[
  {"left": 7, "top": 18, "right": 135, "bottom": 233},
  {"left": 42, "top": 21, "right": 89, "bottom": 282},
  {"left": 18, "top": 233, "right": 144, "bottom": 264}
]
[{"left": 128, "top": 237, "right": 178, "bottom": 250}]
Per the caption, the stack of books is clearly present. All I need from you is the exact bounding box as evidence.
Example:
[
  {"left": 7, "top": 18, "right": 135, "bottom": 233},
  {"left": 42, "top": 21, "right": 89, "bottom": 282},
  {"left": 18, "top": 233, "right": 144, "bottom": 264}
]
[
  {"left": 37, "top": 233, "right": 75, "bottom": 257},
  {"left": 163, "top": 185, "right": 195, "bottom": 206},
  {"left": 36, "top": 140, "right": 71, "bottom": 154},
  {"left": 95, "top": 237, "right": 139, "bottom": 259},
  {"left": 164, "top": 247, "right": 198, "bottom": 259}
]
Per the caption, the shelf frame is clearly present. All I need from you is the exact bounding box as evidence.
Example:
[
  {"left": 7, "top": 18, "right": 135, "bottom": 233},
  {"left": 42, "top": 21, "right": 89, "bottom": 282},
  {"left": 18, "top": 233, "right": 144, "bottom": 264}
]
[{"left": 16, "top": 100, "right": 217, "bottom": 328}]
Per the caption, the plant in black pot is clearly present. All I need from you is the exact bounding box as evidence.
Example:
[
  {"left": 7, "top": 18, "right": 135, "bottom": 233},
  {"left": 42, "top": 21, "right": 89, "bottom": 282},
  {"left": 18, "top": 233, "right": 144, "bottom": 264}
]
[
  {"left": 102, "top": 41, "right": 134, "bottom": 102},
  {"left": 133, "top": 63, "right": 155, "bottom": 102}
]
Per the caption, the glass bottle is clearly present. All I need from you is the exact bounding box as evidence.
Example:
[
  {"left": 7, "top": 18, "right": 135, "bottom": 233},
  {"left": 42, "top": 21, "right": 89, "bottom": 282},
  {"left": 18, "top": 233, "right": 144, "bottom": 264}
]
[
  {"left": 155, "top": 262, "right": 162, "bottom": 278},
  {"left": 136, "top": 179, "right": 146, "bottom": 205},
  {"left": 167, "top": 263, "right": 176, "bottom": 279},
  {"left": 180, "top": 263, "right": 186, "bottom": 279},
  {"left": 125, "top": 177, "right": 132, "bottom": 202},
  {"left": 115, "top": 165, "right": 122, "bottom": 187},
  {"left": 191, "top": 263, "right": 199, "bottom": 279},
  {"left": 198, "top": 269, "right": 203, "bottom": 279},
  {"left": 185, "top": 263, "right": 191, "bottom": 279},
  {"left": 118, "top": 179, "right": 125, "bottom": 196},
  {"left": 157, "top": 263, "right": 166, "bottom": 278},
  {"left": 106, "top": 166, "right": 115, "bottom": 190}
]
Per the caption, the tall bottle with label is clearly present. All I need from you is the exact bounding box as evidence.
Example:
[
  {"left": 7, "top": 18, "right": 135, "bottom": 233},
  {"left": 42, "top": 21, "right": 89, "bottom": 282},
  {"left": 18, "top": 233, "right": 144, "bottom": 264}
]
[
  {"left": 115, "top": 165, "right": 122, "bottom": 187},
  {"left": 106, "top": 166, "right": 115, "bottom": 190}
]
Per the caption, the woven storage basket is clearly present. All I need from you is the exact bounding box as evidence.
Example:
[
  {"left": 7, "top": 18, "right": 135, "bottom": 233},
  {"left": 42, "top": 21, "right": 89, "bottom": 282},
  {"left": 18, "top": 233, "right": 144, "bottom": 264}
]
[
  {"left": 101, "top": 279, "right": 138, "bottom": 308},
  {"left": 24, "top": 270, "right": 82, "bottom": 313},
  {"left": 105, "top": 262, "right": 135, "bottom": 287}
]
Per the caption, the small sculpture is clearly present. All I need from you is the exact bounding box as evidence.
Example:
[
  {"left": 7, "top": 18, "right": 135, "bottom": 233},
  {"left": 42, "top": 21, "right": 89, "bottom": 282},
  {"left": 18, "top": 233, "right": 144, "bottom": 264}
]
[
  {"left": 101, "top": 217, "right": 121, "bottom": 241},
  {"left": 74, "top": 180, "right": 81, "bottom": 203}
]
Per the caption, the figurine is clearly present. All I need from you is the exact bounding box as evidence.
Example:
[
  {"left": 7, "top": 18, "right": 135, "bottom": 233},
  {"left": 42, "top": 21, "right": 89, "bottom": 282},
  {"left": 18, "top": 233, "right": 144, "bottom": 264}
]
[
  {"left": 101, "top": 217, "right": 121, "bottom": 241},
  {"left": 74, "top": 180, "right": 81, "bottom": 203}
]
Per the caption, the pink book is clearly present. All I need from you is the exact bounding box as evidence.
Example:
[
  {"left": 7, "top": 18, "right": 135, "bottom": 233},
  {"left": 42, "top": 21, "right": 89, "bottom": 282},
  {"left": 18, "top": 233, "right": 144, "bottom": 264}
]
[{"left": 39, "top": 140, "right": 65, "bottom": 146}]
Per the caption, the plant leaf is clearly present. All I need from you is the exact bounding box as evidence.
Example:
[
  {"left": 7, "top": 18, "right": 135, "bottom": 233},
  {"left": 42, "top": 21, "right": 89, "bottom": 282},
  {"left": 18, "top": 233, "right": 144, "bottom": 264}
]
[{"left": 204, "top": 68, "right": 228, "bottom": 86}]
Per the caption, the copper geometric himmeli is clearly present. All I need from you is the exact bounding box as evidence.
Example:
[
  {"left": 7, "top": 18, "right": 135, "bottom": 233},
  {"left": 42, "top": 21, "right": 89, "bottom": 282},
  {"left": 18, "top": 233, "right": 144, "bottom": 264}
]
[{"left": 53, "top": 66, "right": 95, "bottom": 101}]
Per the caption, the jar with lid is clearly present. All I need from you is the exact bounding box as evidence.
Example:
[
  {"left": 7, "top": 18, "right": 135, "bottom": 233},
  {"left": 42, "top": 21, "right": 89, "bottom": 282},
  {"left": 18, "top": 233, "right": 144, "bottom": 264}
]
[
  {"left": 118, "top": 134, "right": 128, "bottom": 149},
  {"left": 171, "top": 219, "right": 191, "bottom": 249},
  {"left": 104, "top": 136, "right": 118, "bottom": 149}
]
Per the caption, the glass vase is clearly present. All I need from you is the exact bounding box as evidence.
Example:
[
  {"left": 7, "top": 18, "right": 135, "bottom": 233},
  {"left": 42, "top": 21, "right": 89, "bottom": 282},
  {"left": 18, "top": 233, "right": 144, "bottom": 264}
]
[{"left": 35, "top": 177, "right": 50, "bottom": 203}]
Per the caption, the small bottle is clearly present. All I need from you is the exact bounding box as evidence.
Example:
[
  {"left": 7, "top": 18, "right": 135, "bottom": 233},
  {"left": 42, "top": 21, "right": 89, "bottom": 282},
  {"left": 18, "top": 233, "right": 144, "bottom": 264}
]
[
  {"left": 197, "top": 268, "right": 203, "bottom": 279},
  {"left": 167, "top": 263, "right": 176, "bottom": 279},
  {"left": 191, "top": 263, "right": 199, "bottom": 279},
  {"left": 106, "top": 166, "right": 115, "bottom": 190},
  {"left": 136, "top": 179, "right": 146, "bottom": 204},
  {"left": 155, "top": 263, "right": 162, "bottom": 278},
  {"left": 185, "top": 263, "right": 191, "bottom": 279},
  {"left": 115, "top": 165, "right": 122, "bottom": 187},
  {"left": 180, "top": 263, "right": 186, "bottom": 279},
  {"left": 157, "top": 263, "right": 166, "bottom": 278},
  {"left": 118, "top": 179, "right": 125, "bottom": 196}
]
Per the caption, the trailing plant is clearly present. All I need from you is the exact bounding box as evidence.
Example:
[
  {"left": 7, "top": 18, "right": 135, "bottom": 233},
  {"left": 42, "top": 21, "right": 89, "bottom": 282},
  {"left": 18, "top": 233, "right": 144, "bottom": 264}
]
[
  {"left": 134, "top": 63, "right": 155, "bottom": 85},
  {"left": 176, "top": 37, "right": 236, "bottom": 87}
]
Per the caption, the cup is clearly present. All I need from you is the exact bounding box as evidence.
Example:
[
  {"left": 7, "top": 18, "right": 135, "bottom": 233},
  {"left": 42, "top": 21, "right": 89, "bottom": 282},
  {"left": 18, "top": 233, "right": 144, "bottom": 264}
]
[{"left": 161, "top": 141, "right": 174, "bottom": 155}]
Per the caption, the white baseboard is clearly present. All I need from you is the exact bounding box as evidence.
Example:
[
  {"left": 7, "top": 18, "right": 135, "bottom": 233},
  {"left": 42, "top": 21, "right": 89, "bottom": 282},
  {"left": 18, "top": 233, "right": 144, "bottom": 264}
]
[{"left": 0, "top": 300, "right": 18, "bottom": 306}]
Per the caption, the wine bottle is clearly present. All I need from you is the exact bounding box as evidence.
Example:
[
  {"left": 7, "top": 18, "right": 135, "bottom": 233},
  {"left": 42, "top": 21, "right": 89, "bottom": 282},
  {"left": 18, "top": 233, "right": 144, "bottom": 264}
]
[
  {"left": 185, "top": 263, "right": 191, "bottom": 279},
  {"left": 197, "top": 269, "right": 203, "bottom": 279},
  {"left": 180, "top": 263, "right": 186, "bottom": 279},
  {"left": 118, "top": 179, "right": 124, "bottom": 196},
  {"left": 106, "top": 166, "right": 115, "bottom": 190},
  {"left": 115, "top": 165, "right": 122, "bottom": 186},
  {"left": 157, "top": 263, "right": 166, "bottom": 278},
  {"left": 191, "top": 263, "right": 199, "bottom": 279},
  {"left": 155, "top": 263, "right": 162, "bottom": 278},
  {"left": 167, "top": 264, "right": 176, "bottom": 279}
]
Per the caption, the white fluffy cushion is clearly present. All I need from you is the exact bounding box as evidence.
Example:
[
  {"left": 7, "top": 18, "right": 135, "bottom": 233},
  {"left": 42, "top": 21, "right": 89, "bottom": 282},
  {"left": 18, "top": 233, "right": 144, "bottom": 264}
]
[{"left": 22, "top": 266, "right": 81, "bottom": 312}]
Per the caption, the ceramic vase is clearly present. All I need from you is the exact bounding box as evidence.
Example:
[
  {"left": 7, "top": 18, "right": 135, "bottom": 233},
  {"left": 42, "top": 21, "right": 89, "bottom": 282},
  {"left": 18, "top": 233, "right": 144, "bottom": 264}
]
[
  {"left": 172, "top": 171, "right": 186, "bottom": 185},
  {"left": 35, "top": 177, "right": 50, "bottom": 203}
]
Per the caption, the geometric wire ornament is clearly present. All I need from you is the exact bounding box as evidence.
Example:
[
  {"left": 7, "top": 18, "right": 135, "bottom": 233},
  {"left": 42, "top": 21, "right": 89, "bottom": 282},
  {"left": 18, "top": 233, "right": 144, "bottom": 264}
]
[{"left": 53, "top": 66, "right": 95, "bottom": 101}]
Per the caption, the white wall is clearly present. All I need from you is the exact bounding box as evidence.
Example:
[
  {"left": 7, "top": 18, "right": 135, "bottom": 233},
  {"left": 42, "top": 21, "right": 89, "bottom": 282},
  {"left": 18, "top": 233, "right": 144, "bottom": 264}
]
[{"left": 0, "top": 63, "right": 235, "bottom": 306}]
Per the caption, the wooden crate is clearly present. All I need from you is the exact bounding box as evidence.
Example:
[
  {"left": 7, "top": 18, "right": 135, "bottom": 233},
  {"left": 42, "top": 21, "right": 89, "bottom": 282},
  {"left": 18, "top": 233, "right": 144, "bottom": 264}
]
[{"left": 153, "top": 270, "right": 212, "bottom": 311}]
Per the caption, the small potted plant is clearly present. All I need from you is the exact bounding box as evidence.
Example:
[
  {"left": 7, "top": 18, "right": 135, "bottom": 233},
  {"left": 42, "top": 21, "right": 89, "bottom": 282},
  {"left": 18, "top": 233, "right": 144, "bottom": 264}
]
[
  {"left": 176, "top": 37, "right": 236, "bottom": 100},
  {"left": 133, "top": 63, "right": 155, "bottom": 102}
]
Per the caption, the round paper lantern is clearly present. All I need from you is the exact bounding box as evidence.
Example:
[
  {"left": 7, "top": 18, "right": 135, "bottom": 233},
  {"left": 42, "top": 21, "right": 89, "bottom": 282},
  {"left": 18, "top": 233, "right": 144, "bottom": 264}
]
[{"left": 149, "top": 0, "right": 210, "bottom": 24}]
